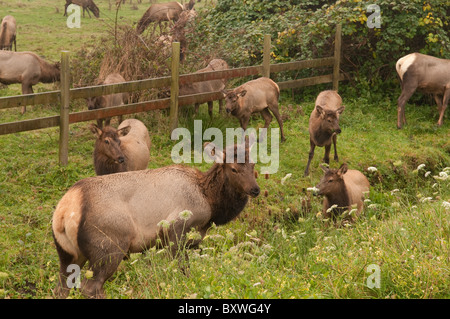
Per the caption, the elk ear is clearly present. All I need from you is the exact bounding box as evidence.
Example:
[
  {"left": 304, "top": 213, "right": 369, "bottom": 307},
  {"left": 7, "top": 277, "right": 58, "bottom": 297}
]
[
  {"left": 237, "top": 90, "right": 247, "bottom": 97},
  {"left": 117, "top": 125, "right": 131, "bottom": 137},
  {"left": 89, "top": 124, "right": 102, "bottom": 138},
  {"left": 221, "top": 89, "right": 229, "bottom": 98},
  {"left": 337, "top": 163, "right": 348, "bottom": 177},
  {"left": 204, "top": 142, "right": 224, "bottom": 163},
  {"left": 320, "top": 164, "right": 329, "bottom": 173},
  {"left": 316, "top": 105, "right": 324, "bottom": 117},
  {"left": 337, "top": 105, "right": 345, "bottom": 114}
]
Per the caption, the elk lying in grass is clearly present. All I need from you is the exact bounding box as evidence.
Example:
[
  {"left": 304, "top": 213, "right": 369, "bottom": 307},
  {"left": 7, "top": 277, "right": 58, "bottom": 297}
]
[
  {"left": 86, "top": 73, "right": 129, "bottom": 128},
  {"left": 304, "top": 90, "right": 345, "bottom": 176},
  {"left": 90, "top": 119, "right": 151, "bottom": 176},
  {"left": 179, "top": 58, "right": 229, "bottom": 117},
  {"left": 396, "top": 52, "right": 450, "bottom": 128},
  {"left": 52, "top": 136, "right": 260, "bottom": 299},
  {"left": 0, "top": 15, "right": 17, "bottom": 51},
  {"left": 136, "top": 0, "right": 195, "bottom": 34},
  {"left": 315, "top": 163, "right": 370, "bottom": 222},
  {"left": 222, "top": 77, "right": 286, "bottom": 142},
  {"left": 0, "top": 51, "right": 60, "bottom": 114},
  {"left": 64, "top": 0, "right": 100, "bottom": 18}
]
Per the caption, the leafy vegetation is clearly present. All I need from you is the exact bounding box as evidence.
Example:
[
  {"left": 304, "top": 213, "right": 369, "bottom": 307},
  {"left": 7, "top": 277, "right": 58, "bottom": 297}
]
[{"left": 0, "top": 0, "right": 449, "bottom": 299}]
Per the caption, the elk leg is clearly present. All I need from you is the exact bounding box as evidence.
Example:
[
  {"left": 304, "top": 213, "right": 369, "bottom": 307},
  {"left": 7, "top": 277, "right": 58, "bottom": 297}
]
[
  {"left": 397, "top": 82, "right": 417, "bottom": 129},
  {"left": 332, "top": 133, "right": 339, "bottom": 162},
  {"left": 20, "top": 83, "right": 33, "bottom": 114},
  {"left": 207, "top": 101, "right": 213, "bottom": 118},
  {"left": 438, "top": 86, "right": 450, "bottom": 126},
  {"left": 323, "top": 143, "right": 331, "bottom": 164},
  {"left": 260, "top": 108, "right": 273, "bottom": 129},
  {"left": 54, "top": 248, "right": 87, "bottom": 299},
  {"left": 268, "top": 104, "right": 286, "bottom": 142},
  {"left": 218, "top": 99, "right": 224, "bottom": 113},
  {"left": 304, "top": 138, "right": 316, "bottom": 177}
]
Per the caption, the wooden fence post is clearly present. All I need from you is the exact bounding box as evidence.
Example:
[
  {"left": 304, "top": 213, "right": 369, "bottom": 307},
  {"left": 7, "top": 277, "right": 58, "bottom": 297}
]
[
  {"left": 332, "top": 24, "right": 342, "bottom": 91},
  {"left": 59, "top": 51, "right": 70, "bottom": 166},
  {"left": 262, "top": 34, "right": 271, "bottom": 78},
  {"left": 169, "top": 42, "right": 180, "bottom": 134}
]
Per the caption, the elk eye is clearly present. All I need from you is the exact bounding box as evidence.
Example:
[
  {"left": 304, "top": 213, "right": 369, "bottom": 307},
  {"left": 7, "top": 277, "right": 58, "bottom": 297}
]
[
  {"left": 231, "top": 168, "right": 238, "bottom": 173},
  {"left": 328, "top": 179, "right": 333, "bottom": 183},
  {"left": 104, "top": 139, "right": 110, "bottom": 144}
]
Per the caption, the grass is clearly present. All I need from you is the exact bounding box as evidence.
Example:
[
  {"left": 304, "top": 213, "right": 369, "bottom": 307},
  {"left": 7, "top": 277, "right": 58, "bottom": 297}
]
[{"left": 0, "top": 0, "right": 449, "bottom": 299}]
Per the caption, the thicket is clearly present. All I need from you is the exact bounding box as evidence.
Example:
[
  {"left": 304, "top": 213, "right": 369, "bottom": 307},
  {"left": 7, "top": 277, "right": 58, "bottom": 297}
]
[{"left": 187, "top": 0, "right": 450, "bottom": 95}]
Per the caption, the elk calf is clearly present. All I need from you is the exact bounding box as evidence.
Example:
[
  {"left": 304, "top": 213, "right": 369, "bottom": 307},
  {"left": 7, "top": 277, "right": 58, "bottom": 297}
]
[
  {"left": 180, "top": 58, "right": 229, "bottom": 117},
  {"left": 223, "top": 77, "right": 285, "bottom": 142},
  {"left": 52, "top": 137, "right": 259, "bottom": 299},
  {"left": 0, "top": 15, "right": 16, "bottom": 51},
  {"left": 90, "top": 119, "right": 151, "bottom": 175},
  {"left": 396, "top": 52, "right": 450, "bottom": 128},
  {"left": 304, "top": 90, "right": 345, "bottom": 176},
  {"left": 315, "top": 163, "right": 370, "bottom": 221},
  {"left": 86, "top": 73, "right": 128, "bottom": 128}
]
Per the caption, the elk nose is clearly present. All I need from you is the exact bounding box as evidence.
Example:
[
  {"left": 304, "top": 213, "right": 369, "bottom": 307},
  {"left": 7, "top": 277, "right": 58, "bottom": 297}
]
[
  {"left": 118, "top": 156, "right": 125, "bottom": 164},
  {"left": 336, "top": 128, "right": 342, "bottom": 134},
  {"left": 226, "top": 108, "right": 231, "bottom": 113},
  {"left": 250, "top": 187, "right": 260, "bottom": 197}
]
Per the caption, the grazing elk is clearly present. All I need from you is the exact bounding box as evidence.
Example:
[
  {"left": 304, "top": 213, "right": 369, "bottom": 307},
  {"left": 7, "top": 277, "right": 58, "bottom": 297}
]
[
  {"left": 64, "top": 0, "right": 100, "bottom": 18},
  {"left": 180, "top": 58, "right": 229, "bottom": 117},
  {"left": 315, "top": 163, "right": 370, "bottom": 221},
  {"left": 90, "top": 118, "right": 151, "bottom": 176},
  {"left": 136, "top": 0, "right": 195, "bottom": 34},
  {"left": 52, "top": 136, "right": 260, "bottom": 299},
  {"left": 304, "top": 90, "right": 345, "bottom": 176},
  {"left": 222, "top": 77, "right": 286, "bottom": 142},
  {"left": 0, "top": 51, "right": 60, "bottom": 114},
  {"left": 86, "top": 73, "right": 129, "bottom": 128},
  {"left": 0, "top": 15, "right": 17, "bottom": 51},
  {"left": 396, "top": 52, "right": 450, "bottom": 128}
]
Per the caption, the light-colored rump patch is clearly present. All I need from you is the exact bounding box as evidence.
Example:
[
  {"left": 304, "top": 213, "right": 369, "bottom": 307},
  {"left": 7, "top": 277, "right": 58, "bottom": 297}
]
[
  {"left": 396, "top": 53, "right": 417, "bottom": 81},
  {"left": 52, "top": 187, "right": 83, "bottom": 259}
]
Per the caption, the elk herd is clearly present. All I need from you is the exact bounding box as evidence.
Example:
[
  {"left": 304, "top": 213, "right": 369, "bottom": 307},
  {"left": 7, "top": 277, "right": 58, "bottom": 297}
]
[{"left": 0, "top": 1, "right": 448, "bottom": 299}]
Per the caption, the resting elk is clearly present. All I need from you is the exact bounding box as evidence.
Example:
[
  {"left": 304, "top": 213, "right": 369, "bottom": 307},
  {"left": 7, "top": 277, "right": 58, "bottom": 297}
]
[
  {"left": 396, "top": 52, "right": 450, "bottom": 128},
  {"left": 0, "top": 51, "right": 60, "bottom": 114},
  {"left": 52, "top": 135, "right": 260, "bottom": 298},
  {"left": 0, "top": 15, "right": 16, "bottom": 51}
]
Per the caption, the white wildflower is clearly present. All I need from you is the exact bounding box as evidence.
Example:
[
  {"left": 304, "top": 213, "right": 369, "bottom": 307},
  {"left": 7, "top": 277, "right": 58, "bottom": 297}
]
[
  {"left": 434, "top": 171, "right": 449, "bottom": 180},
  {"left": 367, "top": 166, "right": 378, "bottom": 172},
  {"left": 281, "top": 173, "right": 292, "bottom": 185},
  {"left": 424, "top": 171, "right": 431, "bottom": 177},
  {"left": 420, "top": 197, "right": 433, "bottom": 203},
  {"left": 368, "top": 204, "right": 377, "bottom": 209},
  {"left": 364, "top": 198, "right": 371, "bottom": 203},
  {"left": 307, "top": 186, "right": 319, "bottom": 193},
  {"left": 442, "top": 201, "right": 450, "bottom": 210},
  {"left": 157, "top": 219, "right": 171, "bottom": 229},
  {"left": 326, "top": 204, "right": 338, "bottom": 213},
  {"left": 179, "top": 209, "right": 193, "bottom": 221},
  {"left": 391, "top": 189, "right": 400, "bottom": 195},
  {"left": 417, "top": 164, "right": 426, "bottom": 171}
]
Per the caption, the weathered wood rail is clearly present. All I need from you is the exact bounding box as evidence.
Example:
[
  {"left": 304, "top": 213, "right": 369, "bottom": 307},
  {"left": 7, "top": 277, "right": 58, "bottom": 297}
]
[{"left": 0, "top": 25, "right": 343, "bottom": 165}]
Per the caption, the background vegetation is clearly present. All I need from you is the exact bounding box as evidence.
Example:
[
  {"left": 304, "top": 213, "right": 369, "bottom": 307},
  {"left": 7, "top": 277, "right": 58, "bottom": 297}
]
[{"left": 0, "top": 0, "right": 449, "bottom": 299}]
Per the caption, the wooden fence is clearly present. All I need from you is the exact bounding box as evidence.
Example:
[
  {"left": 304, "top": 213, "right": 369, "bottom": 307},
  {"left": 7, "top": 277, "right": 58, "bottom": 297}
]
[{"left": 0, "top": 24, "right": 343, "bottom": 165}]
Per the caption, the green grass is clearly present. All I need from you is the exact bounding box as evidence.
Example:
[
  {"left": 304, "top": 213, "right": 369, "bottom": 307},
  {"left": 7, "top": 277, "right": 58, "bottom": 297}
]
[{"left": 0, "top": 0, "right": 449, "bottom": 299}]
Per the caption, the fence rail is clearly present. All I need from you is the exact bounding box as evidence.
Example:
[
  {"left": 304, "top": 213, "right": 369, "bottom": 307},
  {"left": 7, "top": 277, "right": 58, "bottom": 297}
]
[{"left": 0, "top": 24, "right": 343, "bottom": 165}]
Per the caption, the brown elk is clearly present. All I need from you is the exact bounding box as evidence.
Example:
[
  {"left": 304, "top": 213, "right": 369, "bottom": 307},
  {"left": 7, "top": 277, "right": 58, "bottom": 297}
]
[
  {"left": 52, "top": 136, "right": 259, "bottom": 299},
  {"left": 86, "top": 73, "right": 129, "bottom": 128},
  {"left": 64, "top": 0, "right": 100, "bottom": 18},
  {"left": 222, "top": 77, "right": 286, "bottom": 142},
  {"left": 136, "top": 0, "right": 195, "bottom": 34},
  {"left": 90, "top": 118, "right": 151, "bottom": 176},
  {"left": 396, "top": 52, "right": 450, "bottom": 128},
  {"left": 315, "top": 163, "right": 370, "bottom": 222},
  {"left": 0, "top": 15, "right": 16, "bottom": 51},
  {"left": 304, "top": 90, "right": 345, "bottom": 176},
  {"left": 180, "top": 58, "right": 229, "bottom": 117},
  {"left": 0, "top": 51, "right": 60, "bottom": 114}
]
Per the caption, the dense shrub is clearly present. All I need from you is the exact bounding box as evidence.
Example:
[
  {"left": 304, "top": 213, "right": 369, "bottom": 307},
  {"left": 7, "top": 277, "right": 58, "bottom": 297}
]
[{"left": 187, "top": 0, "right": 450, "bottom": 95}]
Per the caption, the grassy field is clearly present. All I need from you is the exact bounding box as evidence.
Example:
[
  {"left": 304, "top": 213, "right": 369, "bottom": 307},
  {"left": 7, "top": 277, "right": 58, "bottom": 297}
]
[{"left": 0, "top": 0, "right": 449, "bottom": 299}]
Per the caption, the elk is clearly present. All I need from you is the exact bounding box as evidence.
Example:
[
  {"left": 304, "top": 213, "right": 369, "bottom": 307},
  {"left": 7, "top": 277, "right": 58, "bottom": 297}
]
[
  {"left": 90, "top": 118, "right": 151, "bottom": 176},
  {"left": 136, "top": 0, "right": 195, "bottom": 34},
  {"left": 315, "top": 163, "right": 370, "bottom": 222},
  {"left": 179, "top": 58, "right": 229, "bottom": 117},
  {"left": 396, "top": 52, "right": 450, "bottom": 128},
  {"left": 52, "top": 136, "right": 260, "bottom": 299},
  {"left": 0, "top": 51, "right": 60, "bottom": 114},
  {"left": 86, "top": 73, "right": 129, "bottom": 128},
  {"left": 64, "top": 0, "right": 100, "bottom": 18},
  {"left": 0, "top": 15, "right": 16, "bottom": 51},
  {"left": 304, "top": 90, "right": 345, "bottom": 176},
  {"left": 222, "top": 77, "right": 286, "bottom": 142}
]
